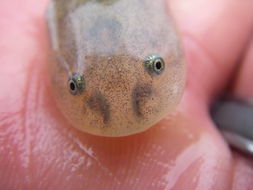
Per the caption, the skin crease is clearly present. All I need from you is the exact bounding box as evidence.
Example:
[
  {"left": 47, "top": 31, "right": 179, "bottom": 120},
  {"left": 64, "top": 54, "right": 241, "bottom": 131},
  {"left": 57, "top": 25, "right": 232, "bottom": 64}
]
[{"left": 0, "top": 0, "right": 253, "bottom": 190}]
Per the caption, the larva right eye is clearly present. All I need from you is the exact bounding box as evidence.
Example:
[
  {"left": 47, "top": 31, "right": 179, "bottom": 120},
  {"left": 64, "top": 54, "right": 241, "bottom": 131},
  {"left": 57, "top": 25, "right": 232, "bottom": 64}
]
[
  {"left": 68, "top": 73, "right": 85, "bottom": 95},
  {"left": 144, "top": 54, "right": 165, "bottom": 76}
]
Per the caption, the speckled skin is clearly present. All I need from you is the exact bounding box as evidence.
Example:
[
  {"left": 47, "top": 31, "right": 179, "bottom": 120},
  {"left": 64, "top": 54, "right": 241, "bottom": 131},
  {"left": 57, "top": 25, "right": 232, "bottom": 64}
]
[{"left": 47, "top": 0, "right": 186, "bottom": 137}]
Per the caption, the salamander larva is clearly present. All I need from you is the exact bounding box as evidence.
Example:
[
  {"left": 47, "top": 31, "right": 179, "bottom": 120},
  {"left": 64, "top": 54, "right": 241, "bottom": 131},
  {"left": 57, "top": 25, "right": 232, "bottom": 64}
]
[{"left": 47, "top": 0, "right": 186, "bottom": 137}]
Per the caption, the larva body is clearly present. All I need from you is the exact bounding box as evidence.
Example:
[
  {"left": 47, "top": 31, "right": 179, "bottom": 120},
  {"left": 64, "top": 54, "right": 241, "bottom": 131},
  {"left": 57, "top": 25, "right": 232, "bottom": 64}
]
[{"left": 47, "top": 0, "right": 185, "bottom": 137}]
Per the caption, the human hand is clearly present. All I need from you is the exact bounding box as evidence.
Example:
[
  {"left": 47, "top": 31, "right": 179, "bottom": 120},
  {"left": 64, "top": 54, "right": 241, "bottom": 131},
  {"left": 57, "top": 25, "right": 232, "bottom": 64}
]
[{"left": 0, "top": 0, "right": 253, "bottom": 189}]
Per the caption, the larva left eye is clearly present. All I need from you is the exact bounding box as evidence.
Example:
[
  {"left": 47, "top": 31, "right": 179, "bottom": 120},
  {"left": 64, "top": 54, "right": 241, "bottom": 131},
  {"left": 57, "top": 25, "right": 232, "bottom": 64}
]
[
  {"left": 68, "top": 73, "right": 85, "bottom": 95},
  {"left": 144, "top": 54, "right": 165, "bottom": 76}
]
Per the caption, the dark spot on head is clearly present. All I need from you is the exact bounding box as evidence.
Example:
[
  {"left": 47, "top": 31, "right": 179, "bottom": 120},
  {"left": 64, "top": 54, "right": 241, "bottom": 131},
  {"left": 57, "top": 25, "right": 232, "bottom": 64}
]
[
  {"left": 87, "top": 91, "right": 110, "bottom": 125},
  {"left": 89, "top": 17, "right": 122, "bottom": 52},
  {"left": 90, "top": 17, "right": 121, "bottom": 37},
  {"left": 132, "top": 83, "right": 153, "bottom": 117}
]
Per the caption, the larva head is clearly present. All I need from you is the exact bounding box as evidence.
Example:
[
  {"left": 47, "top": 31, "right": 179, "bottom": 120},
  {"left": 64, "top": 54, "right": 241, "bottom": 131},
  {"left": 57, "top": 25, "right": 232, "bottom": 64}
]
[{"left": 47, "top": 0, "right": 186, "bottom": 137}]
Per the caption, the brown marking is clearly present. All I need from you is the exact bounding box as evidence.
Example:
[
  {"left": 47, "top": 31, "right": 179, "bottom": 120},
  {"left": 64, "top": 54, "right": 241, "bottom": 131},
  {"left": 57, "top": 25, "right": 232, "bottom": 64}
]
[
  {"left": 132, "top": 83, "right": 153, "bottom": 117},
  {"left": 87, "top": 91, "right": 110, "bottom": 124}
]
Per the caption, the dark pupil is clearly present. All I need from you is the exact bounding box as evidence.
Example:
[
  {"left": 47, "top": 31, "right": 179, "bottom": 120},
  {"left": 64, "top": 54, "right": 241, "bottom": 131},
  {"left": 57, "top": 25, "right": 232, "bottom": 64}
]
[
  {"left": 155, "top": 60, "right": 162, "bottom": 70},
  {"left": 70, "top": 81, "right": 76, "bottom": 91}
]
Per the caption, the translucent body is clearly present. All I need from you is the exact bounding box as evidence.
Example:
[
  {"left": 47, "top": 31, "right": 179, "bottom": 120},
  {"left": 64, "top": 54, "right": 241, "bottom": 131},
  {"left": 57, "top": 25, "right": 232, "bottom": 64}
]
[{"left": 47, "top": 0, "right": 186, "bottom": 137}]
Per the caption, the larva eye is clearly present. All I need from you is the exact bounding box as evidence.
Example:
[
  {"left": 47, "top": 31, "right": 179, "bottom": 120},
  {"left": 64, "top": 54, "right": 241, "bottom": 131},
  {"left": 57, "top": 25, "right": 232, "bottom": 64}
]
[
  {"left": 68, "top": 73, "right": 85, "bottom": 95},
  {"left": 144, "top": 54, "right": 165, "bottom": 75}
]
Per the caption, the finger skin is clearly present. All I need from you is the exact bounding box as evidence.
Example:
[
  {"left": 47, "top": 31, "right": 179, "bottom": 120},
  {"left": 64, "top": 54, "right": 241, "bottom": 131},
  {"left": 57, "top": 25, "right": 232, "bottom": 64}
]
[
  {"left": 0, "top": 0, "right": 253, "bottom": 190},
  {"left": 231, "top": 152, "right": 253, "bottom": 190},
  {"left": 234, "top": 39, "right": 253, "bottom": 98},
  {"left": 171, "top": 0, "right": 253, "bottom": 101}
]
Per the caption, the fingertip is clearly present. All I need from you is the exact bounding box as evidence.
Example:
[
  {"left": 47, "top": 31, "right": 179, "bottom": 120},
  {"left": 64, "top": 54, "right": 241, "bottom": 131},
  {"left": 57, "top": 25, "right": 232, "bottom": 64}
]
[{"left": 168, "top": 0, "right": 253, "bottom": 103}]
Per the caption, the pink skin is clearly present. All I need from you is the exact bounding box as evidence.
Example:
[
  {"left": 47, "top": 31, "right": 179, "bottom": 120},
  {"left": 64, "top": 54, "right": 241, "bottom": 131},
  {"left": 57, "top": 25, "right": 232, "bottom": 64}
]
[{"left": 0, "top": 0, "right": 253, "bottom": 189}]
